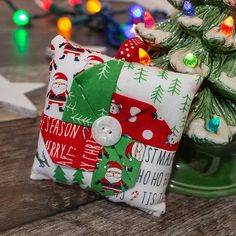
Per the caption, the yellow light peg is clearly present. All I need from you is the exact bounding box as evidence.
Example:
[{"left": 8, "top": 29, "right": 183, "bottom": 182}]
[
  {"left": 86, "top": 0, "right": 102, "bottom": 14},
  {"left": 58, "top": 30, "right": 72, "bottom": 40},
  {"left": 139, "top": 48, "right": 151, "bottom": 65},
  {"left": 57, "top": 16, "right": 72, "bottom": 33}
]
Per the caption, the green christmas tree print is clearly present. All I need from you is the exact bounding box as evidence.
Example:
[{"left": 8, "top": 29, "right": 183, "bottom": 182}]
[
  {"left": 62, "top": 60, "right": 124, "bottom": 126},
  {"left": 64, "top": 92, "right": 76, "bottom": 115},
  {"left": 97, "top": 108, "right": 108, "bottom": 117},
  {"left": 171, "top": 126, "right": 179, "bottom": 137},
  {"left": 66, "top": 101, "right": 77, "bottom": 115},
  {"left": 158, "top": 70, "right": 168, "bottom": 80},
  {"left": 73, "top": 169, "right": 84, "bottom": 185},
  {"left": 98, "top": 63, "right": 110, "bottom": 80},
  {"left": 70, "top": 114, "right": 92, "bottom": 126},
  {"left": 54, "top": 166, "right": 67, "bottom": 184},
  {"left": 180, "top": 94, "right": 191, "bottom": 112},
  {"left": 134, "top": 68, "right": 148, "bottom": 83},
  {"left": 168, "top": 78, "right": 182, "bottom": 95},
  {"left": 151, "top": 85, "right": 164, "bottom": 103},
  {"left": 124, "top": 62, "right": 135, "bottom": 70},
  {"left": 180, "top": 115, "right": 187, "bottom": 129}
]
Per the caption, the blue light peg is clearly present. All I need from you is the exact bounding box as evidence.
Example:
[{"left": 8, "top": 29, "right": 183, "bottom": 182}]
[
  {"left": 207, "top": 117, "right": 220, "bottom": 133},
  {"left": 122, "top": 23, "right": 135, "bottom": 38},
  {"left": 183, "top": 0, "right": 195, "bottom": 17},
  {"left": 129, "top": 4, "right": 144, "bottom": 19}
]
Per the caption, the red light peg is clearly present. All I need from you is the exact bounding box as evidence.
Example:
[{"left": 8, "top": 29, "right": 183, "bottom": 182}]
[
  {"left": 220, "top": 16, "right": 234, "bottom": 37},
  {"left": 133, "top": 18, "right": 142, "bottom": 25},
  {"left": 116, "top": 37, "right": 149, "bottom": 63},
  {"left": 35, "top": 0, "right": 53, "bottom": 12},
  {"left": 144, "top": 11, "right": 155, "bottom": 29},
  {"left": 68, "top": 0, "right": 82, "bottom": 6}
]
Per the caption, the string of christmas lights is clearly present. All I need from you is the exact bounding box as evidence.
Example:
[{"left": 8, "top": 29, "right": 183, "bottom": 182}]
[
  {"left": 3, "top": 0, "right": 165, "bottom": 48},
  {"left": 182, "top": 0, "right": 235, "bottom": 68}
]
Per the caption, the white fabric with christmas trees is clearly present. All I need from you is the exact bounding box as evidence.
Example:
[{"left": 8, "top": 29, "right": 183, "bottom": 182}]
[{"left": 31, "top": 35, "right": 202, "bottom": 216}]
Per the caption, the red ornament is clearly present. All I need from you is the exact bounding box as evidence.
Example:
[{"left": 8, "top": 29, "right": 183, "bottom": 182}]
[
  {"left": 144, "top": 11, "right": 155, "bottom": 29},
  {"left": 116, "top": 37, "right": 149, "bottom": 63},
  {"left": 68, "top": 0, "right": 82, "bottom": 6},
  {"left": 220, "top": 16, "right": 234, "bottom": 37}
]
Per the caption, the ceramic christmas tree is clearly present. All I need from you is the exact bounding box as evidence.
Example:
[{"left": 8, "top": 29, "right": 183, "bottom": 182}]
[{"left": 136, "top": 0, "right": 236, "bottom": 197}]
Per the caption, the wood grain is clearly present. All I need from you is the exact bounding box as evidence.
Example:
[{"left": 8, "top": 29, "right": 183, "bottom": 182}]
[
  {"left": 2, "top": 194, "right": 236, "bottom": 236},
  {"left": 0, "top": 117, "right": 100, "bottom": 232}
]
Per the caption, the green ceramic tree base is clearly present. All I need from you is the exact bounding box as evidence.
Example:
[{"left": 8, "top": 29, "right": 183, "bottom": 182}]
[{"left": 170, "top": 137, "right": 236, "bottom": 198}]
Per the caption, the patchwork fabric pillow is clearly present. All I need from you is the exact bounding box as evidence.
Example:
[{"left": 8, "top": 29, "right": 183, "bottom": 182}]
[{"left": 31, "top": 35, "right": 202, "bottom": 216}]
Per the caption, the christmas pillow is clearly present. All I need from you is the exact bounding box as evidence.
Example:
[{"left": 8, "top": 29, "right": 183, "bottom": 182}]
[
  {"left": 45, "top": 35, "right": 112, "bottom": 120},
  {"left": 31, "top": 35, "right": 202, "bottom": 216}
]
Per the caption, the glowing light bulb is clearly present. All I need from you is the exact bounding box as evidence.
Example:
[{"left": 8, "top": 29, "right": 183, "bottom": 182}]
[
  {"left": 220, "top": 16, "right": 234, "bottom": 37},
  {"left": 183, "top": 52, "right": 198, "bottom": 68},
  {"left": 86, "top": 0, "right": 102, "bottom": 14},
  {"left": 57, "top": 16, "right": 72, "bottom": 33},
  {"left": 183, "top": 0, "right": 195, "bottom": 17},
  {"left": 13, "top": 28, "right": 28, "bottom": 55},
  {"left": 144, "top": 11, "right": 155, "bottom": 29},
  {"left": 41, "top": 0, "right": 53, "bottom": 11},
  {"left": 129, "top": 4, "right": 144, "bottom": 19},
  {"left": 122, "top": 24, "right": 135, "bottom": 38},
  {"left": 139, "top": 48, "right": 150, "bottom": 65},
  {"left": 207, "top": 117, "right": 220, "bottom": 133},
  {"left": 35, "top": 0, "right": 53, "bottom": 12},
  {"left": 58, "top": 31, "right": 72, "bottom": 39},
  {"left": 68, "top": 0, "right": 82, "bottom": 6},
  {"left": 13, "top": 10, "right": 30, "bottom": 26}
]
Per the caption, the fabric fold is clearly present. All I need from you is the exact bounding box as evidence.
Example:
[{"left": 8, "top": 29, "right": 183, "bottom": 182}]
[{"left": 63, "top": 60, "right": 124, "bottom": 125}]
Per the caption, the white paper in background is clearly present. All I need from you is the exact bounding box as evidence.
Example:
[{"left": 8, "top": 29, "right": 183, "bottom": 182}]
[
  {"left": 106, "top": 0, "right": 178, "bottom": 16},
  {"left": 0, "top": 75, "right": 45, "bottom": 118}
]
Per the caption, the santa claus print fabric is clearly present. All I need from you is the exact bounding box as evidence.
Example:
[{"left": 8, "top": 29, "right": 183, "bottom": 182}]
[
  {"left": 44, "top": 35, "right": 111, "bottom": 120},
  {"left": 31, "top": 35, "right": 202, "bottom": 216}
]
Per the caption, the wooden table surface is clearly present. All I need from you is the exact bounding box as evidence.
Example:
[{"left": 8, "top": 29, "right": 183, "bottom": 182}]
[{"left": 0, "top": 1, "right": 236, "bottom": 235}]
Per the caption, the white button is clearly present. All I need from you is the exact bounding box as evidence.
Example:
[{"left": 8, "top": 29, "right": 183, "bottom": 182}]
[{"left": 91, "top": 116, "right": 122, "bottom": 146}]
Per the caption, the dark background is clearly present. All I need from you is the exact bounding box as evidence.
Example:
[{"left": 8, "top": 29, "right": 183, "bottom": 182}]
[{"left": 0, "top": 0, "right": 126, "bottom": 67}]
